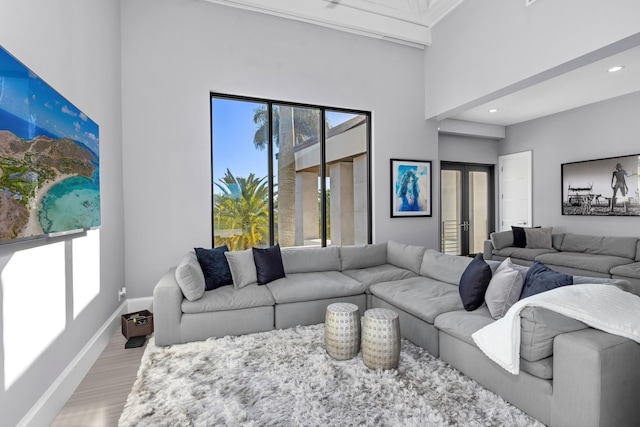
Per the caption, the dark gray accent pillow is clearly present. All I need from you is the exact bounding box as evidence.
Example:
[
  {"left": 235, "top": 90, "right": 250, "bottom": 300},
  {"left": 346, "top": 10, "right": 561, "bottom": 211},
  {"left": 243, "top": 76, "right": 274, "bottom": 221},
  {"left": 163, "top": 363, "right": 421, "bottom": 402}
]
[
  {"left": 520, "top": 261, "right": 573, "bottom": 299},
  {"left": 195, "top": 245, "right": 233, "bottom": 290},
  {"left": 458, "top": 253, "right": 492, "bottom": 311},
  {"left": 252, "top": 244, "right": 286, "bottom": 285}
]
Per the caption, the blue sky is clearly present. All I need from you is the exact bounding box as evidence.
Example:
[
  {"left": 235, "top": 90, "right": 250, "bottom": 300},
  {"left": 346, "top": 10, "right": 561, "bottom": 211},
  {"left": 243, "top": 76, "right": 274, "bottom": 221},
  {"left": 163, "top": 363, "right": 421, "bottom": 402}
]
[
  {"left": 211, "top": 97, "right": 357, "bottom": 188},
  {"left": 211, "top": 98, "right": 269, "bottom": 186},
  {"left": 0, "top": 46, "right": 99, "bottom": 155}
]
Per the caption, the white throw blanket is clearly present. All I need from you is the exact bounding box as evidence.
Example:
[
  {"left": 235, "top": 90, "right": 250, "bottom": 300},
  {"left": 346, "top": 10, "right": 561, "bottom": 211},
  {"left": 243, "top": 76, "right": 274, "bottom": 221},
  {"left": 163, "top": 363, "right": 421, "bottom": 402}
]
[{"left": 471, "top": 284, "right": 640, "bottom": 374}]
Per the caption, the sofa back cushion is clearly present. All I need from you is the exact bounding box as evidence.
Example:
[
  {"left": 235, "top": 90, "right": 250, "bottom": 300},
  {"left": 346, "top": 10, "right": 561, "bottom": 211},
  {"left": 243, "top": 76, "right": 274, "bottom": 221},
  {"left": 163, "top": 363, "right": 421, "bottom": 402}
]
[
  {"left": 340, "top": 243, "right": 387, "bottom": 270},
  {"left": 636, "top": 241, "right": 640, "bottom": 262},
  {"left": 387, "top": 241, "right": 426, "bottom": 274},
  {"left": 490, "top": 230, "right": 513, "bottom": 250},
  {"left": 281, "top": 246, "right": 341, "bottom": 274},
  {"left": 420, "top": 249, "right": 472, "bottom": 285},
  {"left": 560, "top": 233, "right": 638, "bottom": 259}
]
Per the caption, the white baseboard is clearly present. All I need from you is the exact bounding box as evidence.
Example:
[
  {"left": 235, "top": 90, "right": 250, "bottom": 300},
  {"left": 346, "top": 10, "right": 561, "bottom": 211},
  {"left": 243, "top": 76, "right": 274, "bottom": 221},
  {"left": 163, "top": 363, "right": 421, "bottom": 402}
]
[{"left": 19, "top": 301, "right": 129, "bottom": 427}]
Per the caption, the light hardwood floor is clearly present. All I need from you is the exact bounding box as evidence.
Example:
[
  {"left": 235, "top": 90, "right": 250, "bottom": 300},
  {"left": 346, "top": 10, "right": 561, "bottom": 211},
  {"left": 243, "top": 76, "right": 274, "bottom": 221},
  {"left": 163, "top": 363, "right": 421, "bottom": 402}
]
[{"left": 51, "top": 332, "right": 147, "bottom": 427}]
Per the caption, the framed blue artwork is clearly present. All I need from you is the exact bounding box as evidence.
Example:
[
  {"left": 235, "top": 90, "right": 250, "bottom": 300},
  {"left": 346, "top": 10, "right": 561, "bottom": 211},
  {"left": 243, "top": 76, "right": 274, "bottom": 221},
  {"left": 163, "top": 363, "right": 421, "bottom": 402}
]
[{"left": 390, "top": 158, "right": 432, "bottom": 218}]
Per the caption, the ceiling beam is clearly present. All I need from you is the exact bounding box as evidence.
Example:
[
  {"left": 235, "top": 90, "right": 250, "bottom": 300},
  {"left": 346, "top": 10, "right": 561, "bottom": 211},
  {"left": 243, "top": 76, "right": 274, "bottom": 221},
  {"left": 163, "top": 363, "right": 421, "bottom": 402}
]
[{"left": 204, "top": 0, "right": 432, "bottom": 47}]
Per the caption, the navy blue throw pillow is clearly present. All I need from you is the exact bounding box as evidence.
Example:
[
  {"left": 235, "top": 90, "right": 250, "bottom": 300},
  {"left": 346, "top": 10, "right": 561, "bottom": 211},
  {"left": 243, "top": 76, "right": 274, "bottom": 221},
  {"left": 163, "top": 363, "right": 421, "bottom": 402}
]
[
  {"left": 459, "top": 253, "right": 493, "bottom": 311},
  {"left": 195, "top": 246, "right": 233, "bottom": 291},
  {"left": 520, "top": 261, "right": 573, "bottom": 299},
  {"left": 252, "top": 244, "right": 286, "bottom": 286},
  {"left": 511, "top": 226, "right": 541, "bottom": 248}
]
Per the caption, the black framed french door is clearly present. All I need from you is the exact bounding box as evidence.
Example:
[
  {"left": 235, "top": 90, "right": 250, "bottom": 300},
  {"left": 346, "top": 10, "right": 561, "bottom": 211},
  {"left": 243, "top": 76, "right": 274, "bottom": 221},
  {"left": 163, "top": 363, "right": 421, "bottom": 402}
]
[{"left": 440, "top": 162, "right": 494, "bottom": 256}]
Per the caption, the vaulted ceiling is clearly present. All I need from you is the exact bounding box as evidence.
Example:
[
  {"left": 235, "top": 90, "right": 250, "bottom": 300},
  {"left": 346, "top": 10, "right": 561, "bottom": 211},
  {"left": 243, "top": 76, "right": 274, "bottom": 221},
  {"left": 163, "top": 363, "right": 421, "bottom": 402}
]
[{"left": 205, "top": 0, "right": 640, "bottom": 128}]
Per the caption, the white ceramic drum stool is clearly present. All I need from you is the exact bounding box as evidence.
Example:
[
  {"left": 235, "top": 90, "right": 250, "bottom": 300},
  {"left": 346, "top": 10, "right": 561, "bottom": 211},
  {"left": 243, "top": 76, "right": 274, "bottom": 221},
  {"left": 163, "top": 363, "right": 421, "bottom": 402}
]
[
  {"left": 361, "top": 308, "right": 401, "bottom": 369},
  {"left": 325, "top": 303, "right": 361, "bottom": 360}
]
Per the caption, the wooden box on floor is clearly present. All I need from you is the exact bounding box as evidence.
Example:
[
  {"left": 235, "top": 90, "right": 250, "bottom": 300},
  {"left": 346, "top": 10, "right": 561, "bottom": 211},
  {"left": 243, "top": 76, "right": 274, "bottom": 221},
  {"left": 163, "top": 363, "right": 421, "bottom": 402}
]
[{"left": 121, "top": 310, "right": 154, "bottom": 339}]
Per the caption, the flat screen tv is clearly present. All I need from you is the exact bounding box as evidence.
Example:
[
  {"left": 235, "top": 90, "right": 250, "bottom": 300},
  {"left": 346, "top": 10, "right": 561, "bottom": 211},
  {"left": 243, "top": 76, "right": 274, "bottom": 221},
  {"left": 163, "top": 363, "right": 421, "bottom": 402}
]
[{"left": 0, "top": 45, "right": 100, "bottom": 242}]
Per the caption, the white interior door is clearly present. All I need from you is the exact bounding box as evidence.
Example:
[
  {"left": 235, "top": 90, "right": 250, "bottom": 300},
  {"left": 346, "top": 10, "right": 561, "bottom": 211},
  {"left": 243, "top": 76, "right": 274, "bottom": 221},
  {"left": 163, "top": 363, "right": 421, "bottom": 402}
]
[{"left": 499, "top": 151, "right": 532, "bottom": 231}]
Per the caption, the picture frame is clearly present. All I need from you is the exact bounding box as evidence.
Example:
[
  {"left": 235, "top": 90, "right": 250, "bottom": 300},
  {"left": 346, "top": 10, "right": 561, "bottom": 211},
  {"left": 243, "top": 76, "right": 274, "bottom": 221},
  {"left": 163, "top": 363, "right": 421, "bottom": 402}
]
[
  {"left": 0, "top": 45, "right": 100, "bottom": 243},
  {"left": 390, "top": 158, "right": 432, "bottom": 217},
  {"left": 561, "top": 154, "right": 640, "bottom": 216}
]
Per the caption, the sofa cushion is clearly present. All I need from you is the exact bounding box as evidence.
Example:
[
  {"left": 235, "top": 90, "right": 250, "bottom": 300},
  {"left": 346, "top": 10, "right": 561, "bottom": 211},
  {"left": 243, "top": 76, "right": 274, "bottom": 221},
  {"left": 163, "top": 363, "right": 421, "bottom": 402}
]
[
  {"left": 181, "top": 283, "right": 275, "bottom": 314},
  {"left": 434, "top": 306, "right": 562, "bottom": 379},
  {"left": 342, "top": 264, "right": 417, "bottom": 289},
  {"left": 535, "top": 252, "right": 634, "bottom": 275},
  {"left": 194, "top": 246, "right": 233, "bottom": 291},
  {"left": 265, "top": 271, "right": 365, "bottom": 304},
  {"left": 610, "top": 262, "right": 640, "bottom": 280},
  {"left": 520, "top": 262, "right": 573, "bottom": 299},
  {"left": 339, "top": 243, "right": 387, "bottom": 270},
  {"left": 252, "top": 244, "right": 286, "bottom": 285},
  {"left": 484, "top": 258, "right": 525, "bottom": 319},
  {"left": 369, "top": 277, "right": 463, "bottom": 324},
  {"left": 520, "top": 357, "right": 553, "bottom": 380},
  {"left": 637, "top": 241, "right": 640, "bottom": 262},
  {"left": 490, "top": 230, "right": 514, "bottom": 250},
  {"left": 175, "top": 251, "right": 206, "bottom": 301},
  {"left": 459, "top": 253, "right": 492, "bottom": 311},
  {"left": 420, "top": 249, "right": 472, "bottom": 285},
  {"left": 560, "top": 233, "right": 638, "bottom": 259},
  {"left": 520, "top": 306, "right": 588, "bottom": 362},
  {"left": 224, "top": 249, "right": 258, "bottom": 289},
  {"left": 525, "top": 227, "right": 553, "bottom": 249},
  {"left": 387, "top": 241, "right": 426, "bottom": 274},
  {"left": 433, "top": 306, "right": 494, "bottom": 346},
  {"left": 492, "top": 246, "right": 557, "bottom": 262},
  {"left": 280, "top": 246, "right": 341, "bottom": 274}
]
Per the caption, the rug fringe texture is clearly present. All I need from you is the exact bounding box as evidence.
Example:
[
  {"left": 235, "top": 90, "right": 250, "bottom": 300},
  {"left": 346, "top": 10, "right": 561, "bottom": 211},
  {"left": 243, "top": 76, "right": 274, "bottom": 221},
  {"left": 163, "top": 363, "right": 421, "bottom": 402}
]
[{"left": 119, "top": 324, "right": 543, "bottom": 426}]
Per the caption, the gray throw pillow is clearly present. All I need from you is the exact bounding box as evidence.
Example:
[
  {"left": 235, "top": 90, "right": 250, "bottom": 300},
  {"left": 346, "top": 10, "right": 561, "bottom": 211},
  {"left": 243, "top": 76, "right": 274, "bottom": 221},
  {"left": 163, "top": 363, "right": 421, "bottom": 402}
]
[
  {"left": 175, "top": 251, "right": 206, "bottom": 301},
  {"left": 484, "top": 258, "right": 524, "bottom": 319},
  {"left": 224, "top": 249, "right": 258, "bottom": 289},
  {"left": 525, "top": 227, "right": 552, "bottom": 249}
]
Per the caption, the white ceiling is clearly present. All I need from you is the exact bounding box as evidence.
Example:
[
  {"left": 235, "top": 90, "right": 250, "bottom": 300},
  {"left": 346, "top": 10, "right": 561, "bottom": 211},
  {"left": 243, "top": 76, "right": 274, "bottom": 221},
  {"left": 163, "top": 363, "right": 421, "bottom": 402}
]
[
  {"left": 450, "top": 44, "right": 640, "bottom": 126},
  {"left": 204, "top": 0, "right": 464, "bottom": 47},
  {"left": 206, "top": 0, "right": 640, "bottom": 128}
]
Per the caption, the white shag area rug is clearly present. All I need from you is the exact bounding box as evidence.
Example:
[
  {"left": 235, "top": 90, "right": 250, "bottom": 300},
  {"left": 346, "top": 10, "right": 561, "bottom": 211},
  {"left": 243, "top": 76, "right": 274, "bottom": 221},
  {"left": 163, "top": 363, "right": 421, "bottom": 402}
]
[{"left": 119, "top": 324, "right": 544, "bottom": 427}]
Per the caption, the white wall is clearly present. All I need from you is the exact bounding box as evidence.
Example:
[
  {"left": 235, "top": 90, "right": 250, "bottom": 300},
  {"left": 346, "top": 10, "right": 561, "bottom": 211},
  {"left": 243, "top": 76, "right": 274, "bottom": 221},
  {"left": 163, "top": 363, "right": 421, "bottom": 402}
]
[
  {"left": 0, "top": 1, "right": 124, "bottom": 425},
  {"left": 121, "top": 0, "right": 438, "bottom": 298},
  {"left": 500, "top": 91, "right": 640, "bottom": 236},
  {"left": 425, "top": 0, "right": 640, "bottom": 119},
  {"left": 439, "top": 135, "right": 499, "bottom": 165}
]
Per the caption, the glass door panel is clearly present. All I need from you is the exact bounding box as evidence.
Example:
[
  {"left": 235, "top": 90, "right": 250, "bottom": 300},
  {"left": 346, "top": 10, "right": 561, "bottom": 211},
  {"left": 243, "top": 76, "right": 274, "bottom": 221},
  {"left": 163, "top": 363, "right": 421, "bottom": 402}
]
[
  {"left": 441, "top": 163, "right": 493, "bottom": 256},
  {"left": 441, "top": 169, "right": 462, "bottom": 255}
]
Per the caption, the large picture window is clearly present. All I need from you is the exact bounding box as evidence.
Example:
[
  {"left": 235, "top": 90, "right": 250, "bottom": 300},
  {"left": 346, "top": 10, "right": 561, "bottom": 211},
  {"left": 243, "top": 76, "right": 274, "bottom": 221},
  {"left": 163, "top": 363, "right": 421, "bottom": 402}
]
[{"left": 211, "top": 94, "right": 371, "bottom": 250}]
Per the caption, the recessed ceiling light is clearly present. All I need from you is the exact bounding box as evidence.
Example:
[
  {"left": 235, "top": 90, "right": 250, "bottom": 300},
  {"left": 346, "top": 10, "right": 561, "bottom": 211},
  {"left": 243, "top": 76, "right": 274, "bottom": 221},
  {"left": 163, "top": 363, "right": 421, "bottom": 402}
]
[
  {"left": 488, "top": 108, "right": 499, "bottom": 113},
  {"left": 608, "top": 66, "right": 624, "bottom": 73}
]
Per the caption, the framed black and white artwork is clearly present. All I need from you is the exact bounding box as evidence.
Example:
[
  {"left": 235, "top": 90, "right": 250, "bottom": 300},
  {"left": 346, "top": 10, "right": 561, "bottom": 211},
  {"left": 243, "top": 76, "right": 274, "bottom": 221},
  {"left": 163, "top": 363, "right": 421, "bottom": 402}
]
[{"left": 561, "top": 154, "right": 640, "bottom": 216}]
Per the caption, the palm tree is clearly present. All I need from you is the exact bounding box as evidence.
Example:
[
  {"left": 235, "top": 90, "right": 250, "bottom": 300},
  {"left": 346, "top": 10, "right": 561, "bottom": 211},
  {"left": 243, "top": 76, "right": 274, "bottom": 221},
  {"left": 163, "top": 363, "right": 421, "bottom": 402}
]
[
  {"left": 214, "top": 169, "right": 270, "bottom": 250},
  {"left": 253, "top": 105, "right": 326, "bottom": 247}
]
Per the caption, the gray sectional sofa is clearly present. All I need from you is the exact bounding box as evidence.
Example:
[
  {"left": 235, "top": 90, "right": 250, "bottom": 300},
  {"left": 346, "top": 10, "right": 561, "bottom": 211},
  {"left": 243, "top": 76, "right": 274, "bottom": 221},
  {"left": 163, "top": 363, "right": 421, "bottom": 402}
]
[
  {"left": 153, "top": 241, "right": 640, "bottom": 427},
  {"left": 484, "top": 230, "right": 640, "bottom": 295}
]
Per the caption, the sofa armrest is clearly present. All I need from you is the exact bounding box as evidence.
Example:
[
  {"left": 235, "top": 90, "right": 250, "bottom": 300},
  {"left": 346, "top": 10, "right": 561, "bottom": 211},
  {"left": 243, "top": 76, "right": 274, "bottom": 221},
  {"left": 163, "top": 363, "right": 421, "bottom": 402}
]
[
  {"left": 483, "top": 240, "right": 494, "bottom": 260},
  {"left": 152, "top": 267, "right": 184, "bottom": 346},
  {"left": 551, "top": 328, "right": 640, "bottom": 427}
]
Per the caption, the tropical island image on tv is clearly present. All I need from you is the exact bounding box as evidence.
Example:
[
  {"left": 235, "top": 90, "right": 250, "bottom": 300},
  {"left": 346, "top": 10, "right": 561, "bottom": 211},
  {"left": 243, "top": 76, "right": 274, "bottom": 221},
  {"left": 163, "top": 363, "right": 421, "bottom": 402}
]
[{"left": 0, "top": 45, "right": 100, "bottom": 242}]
